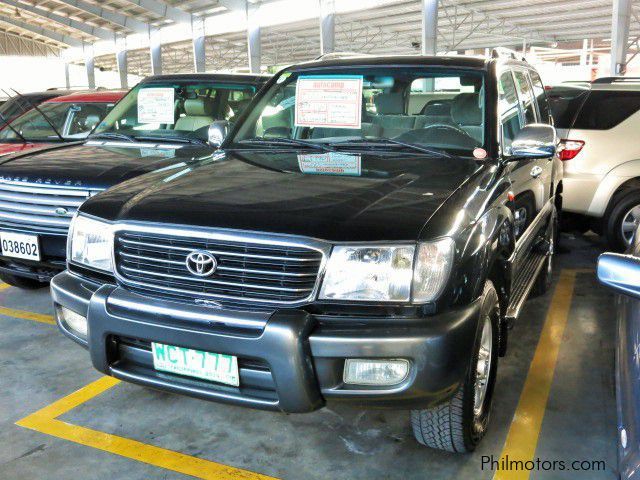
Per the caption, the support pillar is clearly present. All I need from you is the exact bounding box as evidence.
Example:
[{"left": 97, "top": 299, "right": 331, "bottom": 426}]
[
  {"left": 319, "top": 0, "right": 335, "bottom": 55},
  {"left": 611, "top": 0, "right": 632, "bottom": 75}
]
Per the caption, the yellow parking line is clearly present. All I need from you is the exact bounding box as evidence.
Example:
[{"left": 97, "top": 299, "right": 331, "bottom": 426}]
[
  {"left": 0, "top": 282, "right": 55, "bottom": 324},
  {"left": 493, "top": 269, "right": 578, "bottom": 480},
  {"left": 16, "top": 377, "right": 278, "bottom": 480},
  {"left": 0, "top": 305, "right": 55, "bottom": 324}
]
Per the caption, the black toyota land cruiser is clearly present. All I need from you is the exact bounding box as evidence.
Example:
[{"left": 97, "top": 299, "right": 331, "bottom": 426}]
[
  {"left": 52, "top": 53, "right": 562, "bottom": 452},
  {"left": 0, "top": 73, "right": 268, "bottom": 289}
]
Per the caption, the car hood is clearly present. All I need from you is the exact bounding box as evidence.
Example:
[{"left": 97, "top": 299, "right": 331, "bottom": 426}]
[
  {"left": 82, "top": 149, "right": 487, "bottom": 242},
  {"left": 0, "top": 142, "right": 42, "bottom": 156},
  {"left": 0, "top": 142, "right": 213, "bottom": 189}
]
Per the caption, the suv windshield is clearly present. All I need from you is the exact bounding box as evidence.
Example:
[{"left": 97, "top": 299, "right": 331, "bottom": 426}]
[
  {"left": 230, "top": 67, "right": 486, "bottom": 155},
  {"left": 0, "top": 102, "right": 113, "bottom": 142},
  {"left": 93, "top": 80, "right": 258, "bottom": 143}
]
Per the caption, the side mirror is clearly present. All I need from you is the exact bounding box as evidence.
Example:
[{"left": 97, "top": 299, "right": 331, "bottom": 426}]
[
  {"left": 597, "top": 252, "right": 640, "bottom": 299},
  {"left": 208, "top": 120, "right": 231, "bottom": 147},
  {"left": 506, "top": 124, "right": 557, "bottom": 161}
]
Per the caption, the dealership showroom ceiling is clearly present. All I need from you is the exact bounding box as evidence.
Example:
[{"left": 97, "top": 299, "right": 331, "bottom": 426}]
[{"left": 1, "top": 1, "right": 640, "bottom": 480}]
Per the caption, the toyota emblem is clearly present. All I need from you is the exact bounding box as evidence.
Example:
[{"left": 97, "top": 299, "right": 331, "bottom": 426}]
[{"left": 185, "top": 250, "right": 217, "bottom": 277}]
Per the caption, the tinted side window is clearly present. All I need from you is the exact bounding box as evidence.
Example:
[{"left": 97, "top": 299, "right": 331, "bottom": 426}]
[
  {"left": 547, "top": 87, "right": 589, "bottom": 129},
  {"left": 530, "top": 71, "right": 551, "bottom": 123},
  {"left": 499, "top": 71, "right": 521, "bottom": 150},
  {"left": 513, "top": 70, "right": 536, "bottom": 124},
  {"left": 572, "top": 91, "right": 640, "bottom": 130}
]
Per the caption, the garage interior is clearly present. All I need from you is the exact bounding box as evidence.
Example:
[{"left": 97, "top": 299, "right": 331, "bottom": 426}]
[{"left": 0, "top": 1, "right": 638, "bottom": 479}]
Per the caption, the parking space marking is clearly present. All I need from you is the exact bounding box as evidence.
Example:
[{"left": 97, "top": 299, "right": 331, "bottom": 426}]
[
  {"left": 493, "top": 269, "right": 578, "bottom": 480},
  {"left": 0, "top": 283, "right": 55, "bottom": 324},
  {"left": 16, "top": 377, "right": 278, "bottom": 480},
  {"left": 0, "top": 305, "right": 55, "bottom": 324}
]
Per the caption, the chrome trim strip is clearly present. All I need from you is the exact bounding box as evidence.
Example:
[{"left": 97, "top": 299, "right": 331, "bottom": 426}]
[
  {"left": 110, "top": 220, "right": 331, "bottom": 307},
  {"left": 106, "top": 289, "right": 269, "bottom": 330},
  {"left": 0, "top": 191, "right": 88, "bottom": 206},
  {"left": 0, "top": 180, "right": 92, "bottom": 196},
  {"left": 0, "top": 201, "right": 75, "bottom": 217},
  {"left": 0, "top": 210, "right": 70, "bottom": 227},
  {"left": 119, "top": 250, "right": 318, "bottom": 277},
  {"left": 119, "top": 237, "right": 321, "bottom": 262},
  {"left": 119, "top": 265, "right": 312, "bottom": 293}
]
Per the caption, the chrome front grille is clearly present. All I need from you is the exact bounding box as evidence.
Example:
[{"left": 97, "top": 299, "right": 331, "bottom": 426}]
[
  {"left": 0, "top": 181, "right": 93, "bottom": 234},
  {"left": 114, "top": 229, "right": 326, "bottom": 310}
]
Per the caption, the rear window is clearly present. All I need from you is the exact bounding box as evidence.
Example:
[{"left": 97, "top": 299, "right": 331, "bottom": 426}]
[
  {"left": 547, "top": 87, "right": 589, "bottom": 128},
  {"left": 571, "top": 90, "right": 640, "bottom": 130}
]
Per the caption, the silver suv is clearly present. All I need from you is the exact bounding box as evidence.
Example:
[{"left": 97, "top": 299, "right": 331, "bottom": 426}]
[{"left": 549, "top": 78, "right": 640, "bottom": 250}]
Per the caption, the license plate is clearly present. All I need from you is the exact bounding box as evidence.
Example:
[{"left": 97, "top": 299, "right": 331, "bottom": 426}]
[
  {"left": 151, "top": 342, "right": 239, "bottom": 387},
  {"left": 0, "top": 231, "right": 40, "bottom": 261}
]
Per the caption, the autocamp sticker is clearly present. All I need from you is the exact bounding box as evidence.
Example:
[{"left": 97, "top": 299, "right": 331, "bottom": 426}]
[
  {"left": 138, "top": 88, "right": 175, "bottom": 125},
  {"left": 295, "top": 75, "right": 363, "bottom": 129},
  {"left": 298, "top": 152, "right": 361, "bottom": 176}
]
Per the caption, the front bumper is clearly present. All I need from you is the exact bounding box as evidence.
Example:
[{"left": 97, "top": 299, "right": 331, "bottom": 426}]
[{"left": 51, "top": 271, "right": 482, "bottom": 413}]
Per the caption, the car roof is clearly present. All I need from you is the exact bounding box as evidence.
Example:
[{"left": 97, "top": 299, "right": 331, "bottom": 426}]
[
  {"left": 284, "top": 54, "right": 493, "bottom": 71},
  {"left": 45, "top": 90, "right": 127, "bottom": 103},
  {"left": 141, "top": 73, "right": 271, "bottom": 85}
]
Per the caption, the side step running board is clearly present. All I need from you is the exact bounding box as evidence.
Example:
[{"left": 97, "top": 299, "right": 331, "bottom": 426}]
[{"left": 505, "top": 250, "right": 547, "bottom": 326}]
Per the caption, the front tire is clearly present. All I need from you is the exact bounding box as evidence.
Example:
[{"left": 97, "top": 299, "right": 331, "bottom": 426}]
[
  {"left": 605, "top": 190, "right": 640, "bottom": 252},
  {"left": 410, "top": 281, "right": 500, "bottom": 452},
  {"left": 0, "top": 272, "right": 47, "bottom": 289}
]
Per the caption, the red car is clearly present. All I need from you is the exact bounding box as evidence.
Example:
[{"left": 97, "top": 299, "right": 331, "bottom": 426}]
[{"left": 0, "top": 90, "right": 126, "bottom": 156}]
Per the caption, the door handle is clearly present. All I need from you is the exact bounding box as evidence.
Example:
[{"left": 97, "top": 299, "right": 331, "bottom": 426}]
[{"left": 530, "top": 166, "right": 543, "bottom": 178}]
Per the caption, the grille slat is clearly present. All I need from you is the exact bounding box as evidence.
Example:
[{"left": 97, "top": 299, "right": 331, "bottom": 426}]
[
  {"left": 115, "top": 231, "right": 324, "bottom": 309},
  {"left": 0, "top": 181, "right": 93, "bottom": 234}
]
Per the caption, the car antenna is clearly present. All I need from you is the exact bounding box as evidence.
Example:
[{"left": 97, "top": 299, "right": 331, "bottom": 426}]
[
  {"left": 8, "top": 88, "right": 64, "bottom": 141},
  {"left": 0, "top": 111, "right": 27, "bottom": 143}
]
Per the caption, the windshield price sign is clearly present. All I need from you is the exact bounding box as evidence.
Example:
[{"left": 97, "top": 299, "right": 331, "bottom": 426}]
[
  {"left": 138, "top": 88, "right": 175, "bottom": 125},
  {"left": 295, "top": 75, "right": 363, "bottom": 129}
]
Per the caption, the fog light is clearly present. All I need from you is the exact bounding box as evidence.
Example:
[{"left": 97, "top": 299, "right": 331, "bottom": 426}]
[
  {"left": 343, "top": 359, "right": 409, "bottom": 386},
  {"left": 56, "top": 305, "right": 87, "bottom": 338}
]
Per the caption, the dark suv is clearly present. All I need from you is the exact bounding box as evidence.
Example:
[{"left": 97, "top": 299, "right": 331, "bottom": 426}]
[
  {"left": 0, "top": 73, "right": 268, "bottom": 289},
  {"left": 52, "top": 53, "right": 561, "bottom": 452}
]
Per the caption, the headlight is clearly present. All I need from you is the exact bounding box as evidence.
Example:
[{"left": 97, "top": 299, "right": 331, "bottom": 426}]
[
  {"left": 319, "top": 238, "right": 454, "bottom": 303},
  {"left": 69, "top": 215, "right": 114, "bottom": 272},
  {"left": 319, "top": 245, "right": 415, "bottom": 301}
]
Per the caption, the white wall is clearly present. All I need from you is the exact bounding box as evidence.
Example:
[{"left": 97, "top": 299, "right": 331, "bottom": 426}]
[{"left": 0, "top": 56, "right": 139, "bottom": 93}]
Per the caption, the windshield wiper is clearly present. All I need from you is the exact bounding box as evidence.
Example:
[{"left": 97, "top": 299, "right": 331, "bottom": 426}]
[
  {"left": 89, "top": 132, "right": 137, "bottom": 143},
  {"left": 0, "top": 111, "right": 26, "bottom": 143},
  {"left": 328, "top": 138, "right": 457, "bottom": 159},
  {"left": 135, "top": 135, "right": 209, "bottom": 146},
  {"left": 8, "top": 88, "right": 64, "bottom": 141},
  {"left": 237, "top": 137, "right": 335, "bottom": 152}
]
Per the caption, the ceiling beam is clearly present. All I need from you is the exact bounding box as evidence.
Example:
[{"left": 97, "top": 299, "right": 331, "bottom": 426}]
[
  {"left": 217, "top": 0, "right": 246, "bottom": 10},
  {"left": 0, "top": 0, "right": 114, "bottom": 40},
  {"left": 122, "top": 0, "right": 191, "bottom": 24},
  {"left": 54, "top": 0, "right": 149, "bottom": 34},
  {"left": 0, "top": 13, "right": 82, "bottom": 46}
]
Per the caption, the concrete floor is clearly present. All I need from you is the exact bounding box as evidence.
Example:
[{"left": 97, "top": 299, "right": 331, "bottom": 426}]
[{"left": 0, "top": 233, "right": 619, "bottom": 480}]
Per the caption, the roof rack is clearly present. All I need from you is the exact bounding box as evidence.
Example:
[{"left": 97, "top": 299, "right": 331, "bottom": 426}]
[
  {"left": 314, "top": 52, "right": 371, "bottom": 61},
  {"left": 491, "top": 47, "right": 527, "bottom": 62},
  {"left": 592, "top": 76, "right": 640, "bottom": 84}
]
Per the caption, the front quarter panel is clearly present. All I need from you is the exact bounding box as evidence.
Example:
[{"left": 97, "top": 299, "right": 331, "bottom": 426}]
[{"left": 424, "top": 163, "right": 515, "bottom": 311}]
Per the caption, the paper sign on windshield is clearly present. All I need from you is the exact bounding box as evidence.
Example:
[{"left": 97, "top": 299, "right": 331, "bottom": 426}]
[
  {"left": 298, "top": 153, "right": 361, "bottom": 176},
  {"left": 295, "top": 76, "right": 363, "bottom": 129},
  {"left": 138, "top": 88, "right": 175, "bottom": 125}
]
